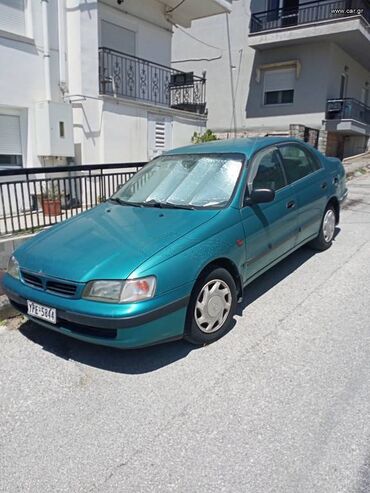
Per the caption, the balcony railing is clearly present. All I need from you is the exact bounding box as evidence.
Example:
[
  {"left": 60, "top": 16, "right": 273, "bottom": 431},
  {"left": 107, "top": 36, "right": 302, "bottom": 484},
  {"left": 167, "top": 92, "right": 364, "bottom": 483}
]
[
  {"left": 326, "top": 98, "right": 370, "bottom": 124},
  {"left": 250, "top": 0, "right": 370, "bottom": 33},
  {"left": 0, "top": 162, "right": 146, "bottom": 236},
  {"left": 99, "top": 47, "right": 207, "bottom": 114}
]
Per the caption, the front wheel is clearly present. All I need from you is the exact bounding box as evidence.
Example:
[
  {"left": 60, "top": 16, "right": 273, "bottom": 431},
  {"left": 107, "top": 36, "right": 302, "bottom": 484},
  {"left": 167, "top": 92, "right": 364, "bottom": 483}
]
[
  {"left": 184, "top": 267, "right": 237, "bottom": 345},
  {"left": 309, "top": 205, "right": 336, "bottom": 251}
]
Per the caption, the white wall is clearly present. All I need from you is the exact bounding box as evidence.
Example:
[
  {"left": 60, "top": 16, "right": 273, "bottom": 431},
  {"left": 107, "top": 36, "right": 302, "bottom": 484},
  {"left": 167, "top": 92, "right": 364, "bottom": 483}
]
[
  {"left": 0, "top": 0, "right": 209, "bottom": 170},
  {"left": 98, "top": 1, "right": 172, "bottom": 66},
  {"left": 100, "top": 99, "right": 206, "bottom": 163},
  {"left": 0, "top": 0, "right": 63, "bottom": 167},
  {"left": 68, "top": 0, "right": 207, "bottom": 164},
  {"left": 172, "top": 1, "right": 370, "bottom": 136},
  {"left": 172, "top": 0, "right": 254, "bottom": 133}
]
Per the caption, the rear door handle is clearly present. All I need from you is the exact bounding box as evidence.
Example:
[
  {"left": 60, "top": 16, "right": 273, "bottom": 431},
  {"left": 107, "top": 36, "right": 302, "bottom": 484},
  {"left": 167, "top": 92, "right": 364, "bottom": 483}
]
[
  {"left": 286, "top": 200, "right": 296, "bottom": 209},
  {"left": 321, "top": 182, "right": 328, "bottom": 190}
]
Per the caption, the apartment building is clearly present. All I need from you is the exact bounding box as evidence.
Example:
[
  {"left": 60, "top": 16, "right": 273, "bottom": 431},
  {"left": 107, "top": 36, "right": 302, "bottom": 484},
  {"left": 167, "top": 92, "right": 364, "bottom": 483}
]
[
  {"left": 172, "top": 0, "right": 370, "bottom": 158},
  {"left": 0, "top": 0, "right": 233, "bottom": 169}
]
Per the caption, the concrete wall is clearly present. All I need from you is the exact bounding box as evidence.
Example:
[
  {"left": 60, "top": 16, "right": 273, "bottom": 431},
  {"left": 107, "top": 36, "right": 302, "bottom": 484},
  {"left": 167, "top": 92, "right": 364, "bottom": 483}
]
[
  {"left": 172, "top": 0, "right": 252, "bottom": 134},
  {"left": 0, "top": 233, "right": 35, "bottom": 269},
  {"left": 68, "top": 0, "right": 206, "bottom": 164},
  {"left": 0, "top": 0, "right": 208, "bottom": 172},
  {"left": 327, "top": 43, "right": 370, "bottom": 101},
  {"left": 0, "top": 1, "right": 63, "bottom": 167},
  {"left": 172, "top": 0, "right": 370, "bottom": 142}
]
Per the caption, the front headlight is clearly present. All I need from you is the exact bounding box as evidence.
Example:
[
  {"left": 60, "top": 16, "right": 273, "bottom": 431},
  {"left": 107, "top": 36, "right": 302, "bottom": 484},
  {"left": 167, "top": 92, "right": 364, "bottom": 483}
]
[
  {"left": 7, "top": 255, "right": 20, "bottom": 279},
  {"left": 83, "top": 276, "right": 156, "bottom": 303}
]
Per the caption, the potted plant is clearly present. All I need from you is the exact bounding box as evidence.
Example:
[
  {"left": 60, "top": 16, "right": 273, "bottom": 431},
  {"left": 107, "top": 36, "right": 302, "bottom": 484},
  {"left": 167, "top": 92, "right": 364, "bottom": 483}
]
[{"left": 42, "top": 182, "right": 62, "bottom": 216}]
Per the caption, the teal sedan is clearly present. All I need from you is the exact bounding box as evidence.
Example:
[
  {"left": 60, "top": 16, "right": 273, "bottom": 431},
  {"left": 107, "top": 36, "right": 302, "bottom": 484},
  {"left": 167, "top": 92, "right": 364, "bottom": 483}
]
[{"left": 3, "top": 138, "right": 347, "bottom": 348}]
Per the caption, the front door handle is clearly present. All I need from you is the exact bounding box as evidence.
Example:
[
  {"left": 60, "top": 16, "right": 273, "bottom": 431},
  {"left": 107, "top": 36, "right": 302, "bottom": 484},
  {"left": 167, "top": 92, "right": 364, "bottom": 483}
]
[
  {"left": 321, "top": 182, "right": 328, "bottom": 190},
  {"left": 286, "top": 200, "right": 296, "bottom": 209}
]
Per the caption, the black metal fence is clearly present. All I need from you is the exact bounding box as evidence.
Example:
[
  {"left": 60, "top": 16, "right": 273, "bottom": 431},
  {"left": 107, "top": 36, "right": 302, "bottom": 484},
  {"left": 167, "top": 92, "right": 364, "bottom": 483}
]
[
  {"left": 250, "top": 0, "right": 370, "bottom": 33},
  {"left": 0, "top": 162, "right": 146, "bottom": 237},
  {"left": 99, "top": 47, "right": 207, "bottom": 114},
  {"left": 326, "top": 98, "right": 370, "bottom": 124}
]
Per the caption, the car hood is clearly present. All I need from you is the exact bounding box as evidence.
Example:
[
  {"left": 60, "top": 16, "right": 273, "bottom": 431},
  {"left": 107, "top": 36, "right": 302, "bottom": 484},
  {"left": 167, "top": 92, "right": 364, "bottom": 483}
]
[{"left": 15, "top": 203, "right": 219, "bottom": 282}]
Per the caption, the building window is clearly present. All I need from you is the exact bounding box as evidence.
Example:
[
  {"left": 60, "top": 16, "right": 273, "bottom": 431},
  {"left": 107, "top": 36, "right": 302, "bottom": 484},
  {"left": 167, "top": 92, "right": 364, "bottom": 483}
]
[
  {"left": 0, "top": 114, "right": 23, "bottom": 168},
  {"left": 0, "top": 0, "right": 26, "bottom": 36},
  {"left": 264, "top": 89, "right": 294, "bottom": 105},
  {"left": 362, "top": 82, "right": 369, "bottom": 106},
  {"left": 101, "top": 20, "right": 136, "bottom": 56},
  {"left": 263, "top": 68, "right": 295, "bottom": 105}
]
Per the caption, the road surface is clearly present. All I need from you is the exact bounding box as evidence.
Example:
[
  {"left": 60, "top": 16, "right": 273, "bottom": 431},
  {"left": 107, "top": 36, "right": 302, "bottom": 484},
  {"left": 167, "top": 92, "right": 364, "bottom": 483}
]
[{"left": 1, "top": 173, "right": 370, "bottom": 493}]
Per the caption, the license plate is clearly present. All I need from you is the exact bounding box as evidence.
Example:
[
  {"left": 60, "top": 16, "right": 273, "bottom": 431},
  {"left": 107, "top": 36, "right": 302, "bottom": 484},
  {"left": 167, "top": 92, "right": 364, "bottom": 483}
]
[{"left": 27, "top": 300, "right": 57, "bottom": 324}]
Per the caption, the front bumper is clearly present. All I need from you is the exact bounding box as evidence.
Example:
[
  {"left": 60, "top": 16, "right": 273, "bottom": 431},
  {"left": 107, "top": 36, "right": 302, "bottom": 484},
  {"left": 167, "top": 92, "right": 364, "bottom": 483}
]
[{"left": 3, "top": 274, "right": 191, "bottom": 348}]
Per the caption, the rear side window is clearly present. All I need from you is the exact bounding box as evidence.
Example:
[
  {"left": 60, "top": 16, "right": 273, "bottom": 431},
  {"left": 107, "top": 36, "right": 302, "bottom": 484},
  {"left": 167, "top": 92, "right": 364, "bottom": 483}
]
[{"left": 279, "top": 144, "right": 320, "bottom": 184}]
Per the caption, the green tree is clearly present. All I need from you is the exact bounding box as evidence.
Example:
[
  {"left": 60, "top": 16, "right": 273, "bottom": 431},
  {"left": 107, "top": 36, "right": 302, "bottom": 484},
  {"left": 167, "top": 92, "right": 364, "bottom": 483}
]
[{"left": 191, "top": 129, "right": 218, "bottom": 144}]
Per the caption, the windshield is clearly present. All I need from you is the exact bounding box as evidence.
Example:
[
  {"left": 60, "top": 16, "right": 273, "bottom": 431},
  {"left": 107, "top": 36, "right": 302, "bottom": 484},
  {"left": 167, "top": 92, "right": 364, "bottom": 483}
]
[{"left": 112, "top": 153, "right": 244, "bottom": 209}]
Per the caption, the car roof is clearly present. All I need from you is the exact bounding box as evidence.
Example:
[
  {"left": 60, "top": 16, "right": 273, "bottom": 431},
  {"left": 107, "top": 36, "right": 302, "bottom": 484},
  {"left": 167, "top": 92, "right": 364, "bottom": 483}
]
[{"left": 165, "top": 137, "right": 305, "bottom": 159}]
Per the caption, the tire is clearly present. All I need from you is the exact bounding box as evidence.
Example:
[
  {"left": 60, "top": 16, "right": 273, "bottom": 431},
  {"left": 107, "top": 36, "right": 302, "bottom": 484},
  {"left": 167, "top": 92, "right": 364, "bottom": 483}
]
[
  {"left": 309, "top": 205, "right": 337, "bottom": 251},
  {"left": 184, "top": 267, "right": 237, "bottom": 345}
]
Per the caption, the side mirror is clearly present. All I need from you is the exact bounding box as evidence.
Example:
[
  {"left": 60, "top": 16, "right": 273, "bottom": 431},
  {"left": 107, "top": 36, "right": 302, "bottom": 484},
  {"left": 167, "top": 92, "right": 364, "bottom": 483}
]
[{"left": 245, "top": 188, "right": 275, "bottom": 206}]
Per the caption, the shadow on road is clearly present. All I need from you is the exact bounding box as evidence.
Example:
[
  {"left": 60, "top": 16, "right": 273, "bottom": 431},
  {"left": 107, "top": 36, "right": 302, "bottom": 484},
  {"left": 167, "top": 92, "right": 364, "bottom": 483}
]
[{"left": 18, "top": 230, "right": 340, "bottom": 374}]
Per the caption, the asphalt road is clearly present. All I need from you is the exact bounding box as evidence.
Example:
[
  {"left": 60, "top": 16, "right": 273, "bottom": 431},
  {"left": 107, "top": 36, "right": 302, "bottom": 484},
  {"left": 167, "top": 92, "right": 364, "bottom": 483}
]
[{"left": 1, "top": 173, "right": 370, "bottom": 493}]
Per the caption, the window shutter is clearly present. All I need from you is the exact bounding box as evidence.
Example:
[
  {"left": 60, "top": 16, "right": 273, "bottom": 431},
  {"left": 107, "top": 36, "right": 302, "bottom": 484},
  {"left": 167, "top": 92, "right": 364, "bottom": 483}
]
[
  {"left": 101, "top": 20, "right": 135, "bottom": 56},
  {"left": 0, "top": 0, "right": 25, "bottom": 36},
  {"left": 0, "top": 114, "right": 22, "bottom": 155},
  {"left": 264, "top": 68, "right": 295, "bottom": 92}
]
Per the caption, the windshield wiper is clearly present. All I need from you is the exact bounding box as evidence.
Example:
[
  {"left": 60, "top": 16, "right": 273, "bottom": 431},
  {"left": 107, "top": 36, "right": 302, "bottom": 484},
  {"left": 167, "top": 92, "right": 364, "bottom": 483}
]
[
  {"left": 142, "top": 200, "right": 195, "bottom": 210},
  {"left": 108, "top": 197, "right": 143, "bottom": 208}
]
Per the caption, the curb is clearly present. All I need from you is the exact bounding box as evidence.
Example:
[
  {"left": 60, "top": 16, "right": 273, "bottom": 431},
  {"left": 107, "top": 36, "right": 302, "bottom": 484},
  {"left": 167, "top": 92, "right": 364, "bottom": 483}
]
[
  {"left": 346, "top": 163, "right": 370, "bottom": 181},
  {"left": 0, "top": 294, "right": 19, "bottom": 321}
]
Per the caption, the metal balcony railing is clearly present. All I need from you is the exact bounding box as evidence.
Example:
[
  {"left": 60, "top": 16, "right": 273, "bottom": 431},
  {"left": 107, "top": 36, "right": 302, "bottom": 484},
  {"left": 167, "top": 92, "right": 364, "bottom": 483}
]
[
  {"left": 0, "top": 162, "right": 146, "bottom": 236},
  {"left": 326, "top": 98, "right": 370, "bottom": 124},
  {"left": 99, "top": 47, "right": 207, "bottom": 114},
  {"left": 250, "top": 0, "right": 370, "bottom": 33}
]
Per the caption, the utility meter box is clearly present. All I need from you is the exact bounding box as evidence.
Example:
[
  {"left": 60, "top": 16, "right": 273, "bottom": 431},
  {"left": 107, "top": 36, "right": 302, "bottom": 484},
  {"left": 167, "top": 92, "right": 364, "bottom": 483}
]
[{"left": 35, "top": 101, "right": 74, "bottom": 157}]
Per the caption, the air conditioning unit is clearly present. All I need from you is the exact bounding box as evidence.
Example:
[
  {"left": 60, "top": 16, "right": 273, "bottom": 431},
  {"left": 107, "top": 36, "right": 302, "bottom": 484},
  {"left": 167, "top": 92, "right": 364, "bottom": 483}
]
[
  {"left": 35, "top": 101, "right": 74, "bottom": 157},
  {"left": 170, "top": 72, "right": 194, "bottom": 87}
]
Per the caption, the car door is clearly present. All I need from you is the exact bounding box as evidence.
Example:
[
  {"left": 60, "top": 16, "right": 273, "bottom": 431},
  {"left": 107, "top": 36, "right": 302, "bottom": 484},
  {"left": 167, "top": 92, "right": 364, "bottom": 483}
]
[
  {"left": 240, "top": 146, "right": 299, "bottom": 282},
  {"left": 278, "top": 143, "right": 328, "bottom": 245}
]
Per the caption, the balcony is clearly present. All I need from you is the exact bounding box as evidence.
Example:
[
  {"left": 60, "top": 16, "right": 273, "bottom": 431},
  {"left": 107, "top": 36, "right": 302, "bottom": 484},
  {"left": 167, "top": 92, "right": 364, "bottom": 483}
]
[
  {"left": 163, "top": 0, "right": 232, "bottom": 27},
  {"left": 98, "top": 47, "right": 207, "bottom": 115},
  {"left": 325, "top": 98, "right": 370, "bottom": 134},
  {"left": 250, "top": 0, "right": 370, "bottom": 33},
  {"left": 249, "top": 0, "right": 370, "bottom": 66}
]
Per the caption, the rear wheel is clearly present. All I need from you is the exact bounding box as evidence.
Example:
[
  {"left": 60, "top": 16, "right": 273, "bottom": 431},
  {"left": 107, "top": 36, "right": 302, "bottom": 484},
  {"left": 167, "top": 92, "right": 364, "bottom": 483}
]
[
  {"left": 309, "top": 205, "right": 336, "bottom": 251},
  {"left": 184, "top": 268, "right": 237, "bottom": 345}
]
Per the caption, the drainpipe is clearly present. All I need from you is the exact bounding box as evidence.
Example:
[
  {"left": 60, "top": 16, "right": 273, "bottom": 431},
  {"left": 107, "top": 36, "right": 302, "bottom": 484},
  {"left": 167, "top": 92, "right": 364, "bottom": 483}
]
[
  {"left": 225, "top": 13, "right": 237, "bottom": 138},
  {"left": 41, "top": 0, "right": 52, "bottom": 101},
  {"left": 57, "top": 0, "right": 67, "bottom": 94}
]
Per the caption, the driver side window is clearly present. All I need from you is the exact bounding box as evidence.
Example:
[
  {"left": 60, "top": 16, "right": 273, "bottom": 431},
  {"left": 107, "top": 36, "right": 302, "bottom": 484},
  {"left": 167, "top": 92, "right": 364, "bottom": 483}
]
[{"left": 252, "top": 149, "right": 286, "bottom": 192}]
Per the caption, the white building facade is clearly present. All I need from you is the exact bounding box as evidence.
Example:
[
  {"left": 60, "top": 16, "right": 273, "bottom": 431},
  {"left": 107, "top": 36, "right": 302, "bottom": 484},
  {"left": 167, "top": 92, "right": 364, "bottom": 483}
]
[
  {"left": 172, "top": 0, "right": 370, "bottom": 159},
  {"left": 0, "top": 0, "right": 233, "bottom": 169}
]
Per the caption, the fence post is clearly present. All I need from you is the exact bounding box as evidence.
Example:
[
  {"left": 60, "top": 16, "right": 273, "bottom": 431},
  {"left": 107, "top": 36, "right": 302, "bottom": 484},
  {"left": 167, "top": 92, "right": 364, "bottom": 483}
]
[{"left": 26, "top": 172, "right": 35, "bottom": 234}]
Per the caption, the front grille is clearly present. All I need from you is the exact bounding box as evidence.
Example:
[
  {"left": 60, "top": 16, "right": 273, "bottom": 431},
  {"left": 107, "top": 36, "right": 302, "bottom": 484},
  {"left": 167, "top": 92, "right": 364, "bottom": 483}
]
[
  {"left": 21, "top": 271, "right": 43, "bottom": 289},
  {"left": 21, "top": 270, "right": 78, "bottom": 298},
  {"left": 46, "top": 280, "right": 77, "bottom": 297}
]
